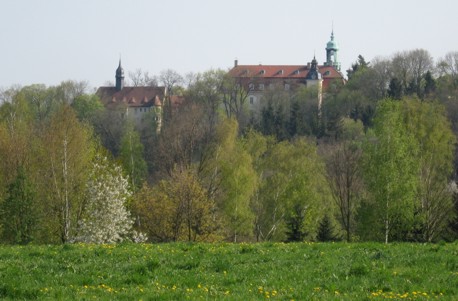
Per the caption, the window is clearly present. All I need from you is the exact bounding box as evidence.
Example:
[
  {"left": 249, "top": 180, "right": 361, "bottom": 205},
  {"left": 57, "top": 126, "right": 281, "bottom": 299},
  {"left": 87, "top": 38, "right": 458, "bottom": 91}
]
[
  {"left": 250, "top": 96, "right": 254, "bottom": 104},
  {"left": 324, "top": 71, "right": 330, "bottom": 76},
  {"left": 260, "top": 70, "right": 265, "bottom": 75},
  {"left": 259, "top": 84, "right": 264, "bottom": 90},
  {"left": 285, "top": 84, "right": 290, "bottom": 91},
  {"left": 249, "top": 83, "right": 254, "bottom": 90}
]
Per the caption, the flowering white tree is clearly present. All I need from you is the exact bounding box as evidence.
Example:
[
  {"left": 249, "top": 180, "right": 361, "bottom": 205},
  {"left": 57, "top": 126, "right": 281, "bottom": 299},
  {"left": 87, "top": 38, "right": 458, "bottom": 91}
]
[{"left": 75, "top": 156, "right": 133, "bottom": 243}]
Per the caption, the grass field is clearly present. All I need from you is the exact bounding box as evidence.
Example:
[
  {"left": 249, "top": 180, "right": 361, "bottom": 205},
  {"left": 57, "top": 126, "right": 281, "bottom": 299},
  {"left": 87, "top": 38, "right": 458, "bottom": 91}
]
[{"left": 0, "top": 242, "right": 457, "bottom": 300}]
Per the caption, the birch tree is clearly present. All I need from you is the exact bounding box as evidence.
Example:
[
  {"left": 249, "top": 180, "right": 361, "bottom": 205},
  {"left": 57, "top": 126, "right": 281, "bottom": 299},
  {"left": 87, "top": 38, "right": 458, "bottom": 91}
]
[
  {"left": 363, "top": 100, "right": 419, "bottom": 243},
  {"left": 402, "top": 99, "right": 456, "bottom": 241},
  {"left": 41, "top": 106, "right": 94, "bottom": 243}
]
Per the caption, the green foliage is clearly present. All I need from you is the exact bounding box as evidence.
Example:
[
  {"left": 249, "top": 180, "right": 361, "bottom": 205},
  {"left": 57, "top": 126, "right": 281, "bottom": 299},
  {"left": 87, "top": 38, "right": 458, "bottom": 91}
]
[
  {"left": 38, "top": 106, "right": 96, "bottom": 243},
  {"left": 119, "top": 122, "right": 147, "bottom": 190},
  {"left": 401, "top": 99, "right": 456, "bottom": 241},
  {"left": 132, "top": 169, "right": 217, "bottom": 242},
  {"left": 0, "top": 167, "right": 37, "bottom": 244},
  {"left": 363, "top": 100, "right": 420, "bottom": 243},
  {"left": 285, "top": 204, "right": 308, "bottom": 242},
  {"left": 0, "top": 242, "right": 456, "bottom": 300},
  {"left": 316, "top": 214, "right": 340, "bottom": 242},
  {"left": 256, "top": 138, "right": 330, "bottom": 241},
  {"left": 71, "top": 94, "right": 103, "bottom": 122},
  {"left": 210, "top": 118, "right": 257, "bottom": 242}
]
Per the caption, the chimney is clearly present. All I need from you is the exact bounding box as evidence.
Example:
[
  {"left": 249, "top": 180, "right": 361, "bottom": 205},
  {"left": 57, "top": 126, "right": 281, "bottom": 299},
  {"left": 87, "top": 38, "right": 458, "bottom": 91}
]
[{"left": 234, "top": 59, "right": 238, "bottom": 67}]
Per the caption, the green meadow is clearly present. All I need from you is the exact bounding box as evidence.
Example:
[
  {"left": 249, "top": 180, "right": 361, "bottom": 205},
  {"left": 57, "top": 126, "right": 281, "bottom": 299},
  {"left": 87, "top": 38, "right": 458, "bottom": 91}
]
[{"left": 0, "top": 242, "right": 457, "bottom": 300}]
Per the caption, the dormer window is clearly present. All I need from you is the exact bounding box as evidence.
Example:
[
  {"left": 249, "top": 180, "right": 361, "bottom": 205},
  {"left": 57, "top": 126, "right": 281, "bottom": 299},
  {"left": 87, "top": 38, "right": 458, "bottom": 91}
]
[
  {"left": 260, "top": 70, "right": 266, "bottom": 75},
  {"left": 324, "top": 71, "right": 331, "bottom": 76},
  {"left": 278, "top": 70, "right": 284, "bottom": 75},
  {"left": 294, "top": 70, "right": 300, "bottom": 75}
]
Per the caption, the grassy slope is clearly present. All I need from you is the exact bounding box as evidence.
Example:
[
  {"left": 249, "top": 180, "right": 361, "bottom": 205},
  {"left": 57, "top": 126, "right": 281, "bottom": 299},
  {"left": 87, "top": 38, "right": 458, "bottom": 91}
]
[{"left": 0, "top": 242, "right": 457, "bottom": 300}]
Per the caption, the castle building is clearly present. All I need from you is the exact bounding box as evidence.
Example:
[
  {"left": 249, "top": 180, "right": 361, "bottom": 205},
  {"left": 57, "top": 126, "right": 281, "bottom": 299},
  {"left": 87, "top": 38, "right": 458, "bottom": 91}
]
[
  {"left": 228, "top": 31, "right": 345, "bottom": 109},
  {"left": 96, "top": 60, "right": 165, "bottom": 129}
]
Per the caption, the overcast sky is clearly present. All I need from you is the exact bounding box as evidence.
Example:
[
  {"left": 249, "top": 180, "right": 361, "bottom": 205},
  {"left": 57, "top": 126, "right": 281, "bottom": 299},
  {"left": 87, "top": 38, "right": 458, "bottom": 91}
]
[{"left": 1, "top": 0, "right": 457, "bottom": 90}]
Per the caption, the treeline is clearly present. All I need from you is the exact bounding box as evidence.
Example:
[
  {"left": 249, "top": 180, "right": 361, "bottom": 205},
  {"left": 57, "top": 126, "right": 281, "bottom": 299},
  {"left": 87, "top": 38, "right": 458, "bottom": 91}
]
[{"left": 1, "top": 49, "right": 458, "bottom": 244}]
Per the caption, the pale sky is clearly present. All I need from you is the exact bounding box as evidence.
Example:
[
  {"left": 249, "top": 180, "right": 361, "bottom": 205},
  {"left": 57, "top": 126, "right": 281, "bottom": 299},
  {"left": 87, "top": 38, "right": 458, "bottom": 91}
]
[{"left": 1, "top": 0, "right": 457, "bottom": 90}]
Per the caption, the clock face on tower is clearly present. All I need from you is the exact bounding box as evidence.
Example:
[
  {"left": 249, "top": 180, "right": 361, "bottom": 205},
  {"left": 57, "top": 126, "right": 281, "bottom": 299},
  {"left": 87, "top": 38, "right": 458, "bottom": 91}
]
[{"left": 311, "top": 73, "right": 317, "bottom": 80}]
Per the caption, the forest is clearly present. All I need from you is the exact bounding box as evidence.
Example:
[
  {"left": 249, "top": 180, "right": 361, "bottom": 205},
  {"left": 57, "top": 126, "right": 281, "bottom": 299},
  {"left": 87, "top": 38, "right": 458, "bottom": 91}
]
[{"left": 1, "top": 49, "right": 458, "bottom": 244}]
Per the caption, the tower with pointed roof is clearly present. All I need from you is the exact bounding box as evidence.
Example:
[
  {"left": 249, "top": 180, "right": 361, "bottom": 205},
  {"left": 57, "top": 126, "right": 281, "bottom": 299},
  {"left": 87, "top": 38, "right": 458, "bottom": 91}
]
[
  {"left": 115, "top": 59, "right": 124, "bottom": 91},
  {"left": 305, "top": 56, "right": 321, "bottom": 81},
  {"left": 324, "top": 30, "right": 341, "bottom": 71}
]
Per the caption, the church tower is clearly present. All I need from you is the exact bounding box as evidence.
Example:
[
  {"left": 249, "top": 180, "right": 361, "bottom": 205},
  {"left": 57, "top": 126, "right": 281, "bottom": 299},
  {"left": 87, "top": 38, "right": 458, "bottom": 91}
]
[
  {"left": 324, "top": 30, "right": 341, "bottom": 71},
  {"left": 115, "top": 59, "right": 124, "bottom": 91}
]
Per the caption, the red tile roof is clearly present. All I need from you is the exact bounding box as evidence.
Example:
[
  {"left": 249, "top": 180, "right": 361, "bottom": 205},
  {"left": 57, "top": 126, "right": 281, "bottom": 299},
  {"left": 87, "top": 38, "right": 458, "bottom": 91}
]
[
  {"left": 229, "top": 64, "right": 343, "bottom": 79},
  {"left": 96, "top": 86, "right": 166, "bottom": 108},
  {"left": 229, "top": 64, "right": 345, "bottom": 90}
]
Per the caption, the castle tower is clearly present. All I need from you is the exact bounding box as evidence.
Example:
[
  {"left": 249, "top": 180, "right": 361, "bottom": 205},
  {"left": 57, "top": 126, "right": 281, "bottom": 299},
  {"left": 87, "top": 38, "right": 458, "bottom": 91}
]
[
  {"left": 115, "top": 59, "right": 124, "bottom": 91},
  {"left": 306, "top": 55, "right": 323, "bottom": 112},
  {"left": 324, "top": 30, "right": 341, "bottom": 71}
]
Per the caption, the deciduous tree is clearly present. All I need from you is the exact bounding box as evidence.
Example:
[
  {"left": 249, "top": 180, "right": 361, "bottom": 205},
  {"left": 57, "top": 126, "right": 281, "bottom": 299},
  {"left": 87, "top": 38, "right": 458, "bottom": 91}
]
[
  {"left": 363, "top": 100, "right": 419, "bottom": 243},
  {"left": 75, "top": 155, "right": 133, "bottom": 243}
]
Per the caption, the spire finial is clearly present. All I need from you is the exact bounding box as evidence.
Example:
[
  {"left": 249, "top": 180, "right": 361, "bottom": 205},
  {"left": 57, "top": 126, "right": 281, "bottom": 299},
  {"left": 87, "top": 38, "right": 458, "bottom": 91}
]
[{"left": 331, "top": 22, "right": 334, "bottom": 40}]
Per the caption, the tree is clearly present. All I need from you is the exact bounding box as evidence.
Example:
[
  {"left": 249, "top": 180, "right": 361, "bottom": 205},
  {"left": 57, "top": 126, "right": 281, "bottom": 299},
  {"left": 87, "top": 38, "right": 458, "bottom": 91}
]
[
  {"left": 75, "top": 155, "right": 133, "bottom": 243},
  {"left": 0, "top": 167, "right": 37, "bottom": 244},
  {"left": 152, "top": 101, "right": 207, "bottom": 179},
  {"left": 240, "top": 129, "right": 273, "bottom": 241},
  {"left": 92, "top": 105, "right": 127, "bottom": 157},
  {"left": 256, "top": 83, "right": 291, "bottom": 139},
  {"left": 437, "top": 51, "right": 458, "bottom": 89},
  {"left": 0, "top": 90, "right": 35, "bottom": 187},
  {"left": 220, "top": 73, "right": 250, "bottom": 127},
  {"left": 388, "top": 78, "right": 403, "bottom": 100},
  {"left": 159, "top": 69, "right": 183, "bottom": 95},
  {"left": 285, "top": 203, "right": 308, "bottom": 242},
  {"left": 255, "top": 138, "right": 329, "bottom": 241},
  {"left": 54, "top": 80, "right": 89, "bottom": 104},
  {"left": 119, "top": 122, "right": 147, "bottom": 190},
  {"left": 391, "top": 49, "right": 434, "bottom": 98},
  {"left": 363, "top": 100, "right": 419, "bottom": 243},
  {"left": 39, "top": 106, "right": 95, "bottom": 243},
  {"left": 129, "top": 69, "right": 158, "bottom": 87},
  {"left": 185, "top": 69, "right": 225, "bottom": 137},
  {"left": 316, "top": 214, "right": 340, "bottom": 242},
  {"left": 132, "top": 168, "right": 217, "bottom": 242},
  {"left": 203, "top": 118, "right": 257, "bottom": 242},
  {"left": 323, "top": 118, "right": 364, "bottom": 242},
  {"left": 402, "top": 99, "right": 456, "bottom": 241},
  {"left": 71, "top": 94, "right": 103, "bottom": 123}
]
